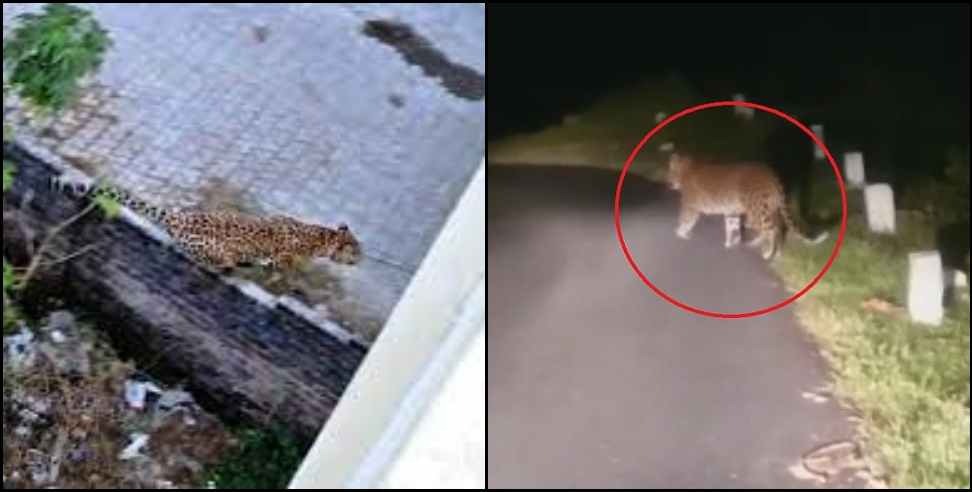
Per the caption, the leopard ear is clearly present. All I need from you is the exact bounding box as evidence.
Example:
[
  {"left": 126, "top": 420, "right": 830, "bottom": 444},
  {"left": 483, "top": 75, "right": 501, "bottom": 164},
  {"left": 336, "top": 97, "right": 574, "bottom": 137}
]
[{"left": 338, "top": 223, "right": 349, "bottom": 232}]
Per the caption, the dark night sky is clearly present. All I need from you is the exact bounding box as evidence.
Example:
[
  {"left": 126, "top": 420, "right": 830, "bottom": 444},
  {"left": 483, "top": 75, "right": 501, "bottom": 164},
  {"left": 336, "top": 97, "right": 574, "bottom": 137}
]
[{"left": 488, "top": 3, "right": 970, "bottom": 157}]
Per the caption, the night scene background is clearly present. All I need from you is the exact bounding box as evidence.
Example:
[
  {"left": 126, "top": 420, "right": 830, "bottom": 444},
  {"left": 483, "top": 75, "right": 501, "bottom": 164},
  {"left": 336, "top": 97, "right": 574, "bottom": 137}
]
[
  {"left": 488, "top": 3, "right": 969, "bottom": 194},
  {"left": 487, "top": 4, "right": 970, "bottom": 488}
]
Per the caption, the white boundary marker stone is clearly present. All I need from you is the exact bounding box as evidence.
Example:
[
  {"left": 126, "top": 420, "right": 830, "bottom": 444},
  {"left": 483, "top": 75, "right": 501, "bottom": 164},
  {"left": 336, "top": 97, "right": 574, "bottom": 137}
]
[
  {"left": 732, "top": 93, "right": 754, "bottom": 120},
  {"left": 908, "top": 251, "right": 944, "bottom": 326},
  {"left": 944, "top": 268, "right": 969, "bottom": 305},
  {"left": 864, "top": 183, "right": 895, "bottom": 234},
  {"left": 843, "top": 151, "right": 866, "bottom": 189},
  {"left": 951, "top": 269, "right": 968, "bottom": 288},
  {"left": 811, "top": 124, "right": 825, "bottom": 160}
]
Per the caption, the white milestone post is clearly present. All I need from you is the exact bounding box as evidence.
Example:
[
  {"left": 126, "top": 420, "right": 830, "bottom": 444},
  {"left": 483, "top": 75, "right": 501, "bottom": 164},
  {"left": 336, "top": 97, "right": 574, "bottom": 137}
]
[
  {"left": 864, "top": 183, "right": 896, "bottom": 234},
  {"left": 811, "top": 124, "right": 825, "bottom": 160},
  {"left": 908, "top": 251, "right": 945, "bottom": 326},
  {"left": 732, "top": 93, "right": 754, "bottom": 120},
  {"left": 843, "top": 151, "right": 866, "bottom": 189}
]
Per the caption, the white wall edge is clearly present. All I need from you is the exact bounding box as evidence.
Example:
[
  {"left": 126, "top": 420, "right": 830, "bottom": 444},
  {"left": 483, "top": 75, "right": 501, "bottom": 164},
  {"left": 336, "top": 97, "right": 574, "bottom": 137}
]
[
  {"left": 356, "top": 281, "right": 484, "bottom": 488},
  {"left": 288, "top": 158, "right": 485, "bottom": 489}
]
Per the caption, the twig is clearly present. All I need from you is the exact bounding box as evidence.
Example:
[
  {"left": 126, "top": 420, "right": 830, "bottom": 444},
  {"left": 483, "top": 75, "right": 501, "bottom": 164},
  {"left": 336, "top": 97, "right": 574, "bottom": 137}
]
[
  {"left": 15, "top": 201, "right": 97, "bottom": 289},
  {"left": 37, "top": 242, "right": 100, "bottom": 268}
]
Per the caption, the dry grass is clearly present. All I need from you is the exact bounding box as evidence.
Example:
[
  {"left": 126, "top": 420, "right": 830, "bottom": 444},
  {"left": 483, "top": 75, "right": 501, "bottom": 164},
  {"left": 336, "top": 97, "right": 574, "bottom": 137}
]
[{"left": 2, "top": 317, "right": 236, "bottom": 489}]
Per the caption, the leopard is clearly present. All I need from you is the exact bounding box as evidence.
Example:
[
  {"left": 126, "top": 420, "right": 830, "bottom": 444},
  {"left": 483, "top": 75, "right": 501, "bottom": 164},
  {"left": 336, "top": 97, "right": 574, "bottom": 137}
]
[
  {"left": 51, "top": 175, "right": 362, "bottom": 271},
  {"left": 665, "top": 152, "right": 828, "bottom": 260}
]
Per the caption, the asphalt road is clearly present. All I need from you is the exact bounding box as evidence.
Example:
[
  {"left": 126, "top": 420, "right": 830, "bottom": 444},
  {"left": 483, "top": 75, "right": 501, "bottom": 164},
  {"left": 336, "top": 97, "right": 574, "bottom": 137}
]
[{"left": 487, "top": 165, "right": 866, "bottom": 488}]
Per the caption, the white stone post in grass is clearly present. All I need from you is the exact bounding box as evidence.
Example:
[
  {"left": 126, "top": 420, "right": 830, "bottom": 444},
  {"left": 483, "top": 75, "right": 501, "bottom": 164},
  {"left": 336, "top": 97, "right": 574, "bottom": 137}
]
[
  {"left": 811, "top": 124, "right": 825, "bottom": 160},
  {"left": 864, "top": 183, "right": 895, "bottom": 234},
  {"left": 732, "top": 94, "right": 754, "bottom": 120},
  {"left": 843, "top": 151, "right": 866, "bottom": 189},
  {"left": 908, "top": 251, "right": 944, "bottom": 326}
]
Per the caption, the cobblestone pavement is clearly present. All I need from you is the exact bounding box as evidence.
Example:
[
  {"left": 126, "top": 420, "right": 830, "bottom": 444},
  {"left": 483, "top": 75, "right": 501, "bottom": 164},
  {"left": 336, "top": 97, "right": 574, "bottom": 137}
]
[{"left": 3, "top": 3, "right": 485, "bottom": 340}]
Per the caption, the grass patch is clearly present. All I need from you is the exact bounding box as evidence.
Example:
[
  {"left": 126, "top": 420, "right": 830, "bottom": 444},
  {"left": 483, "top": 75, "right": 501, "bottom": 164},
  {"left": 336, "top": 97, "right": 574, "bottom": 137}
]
[
  {"left": 203, "top": 426, "right": 306, "bottom": 490},
  {"left": 774, "top": 212, "right": 970, "bottom": 488}
]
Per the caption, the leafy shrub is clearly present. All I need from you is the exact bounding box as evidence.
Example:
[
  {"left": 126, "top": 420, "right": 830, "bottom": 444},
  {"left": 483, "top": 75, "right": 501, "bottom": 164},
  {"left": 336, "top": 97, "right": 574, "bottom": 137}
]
[{"left": 3, "top": 3, "right": 112, "bottom": 112}]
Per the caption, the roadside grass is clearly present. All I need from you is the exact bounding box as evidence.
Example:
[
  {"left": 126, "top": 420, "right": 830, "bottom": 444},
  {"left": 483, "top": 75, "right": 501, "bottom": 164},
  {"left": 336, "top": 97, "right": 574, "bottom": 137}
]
[{"left": 775, "top": 210, "right": 970, "bottom": 489}]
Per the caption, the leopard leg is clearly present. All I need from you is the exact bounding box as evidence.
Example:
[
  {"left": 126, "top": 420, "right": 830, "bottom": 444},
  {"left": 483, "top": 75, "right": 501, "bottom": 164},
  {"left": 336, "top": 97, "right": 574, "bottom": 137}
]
[
  {"left": 761, "top": 228, "right": 781, "bottom": 260},
  {"left": 675, "top": 206, "right": 701, "bottom": 240},
  {"left": 261, "top": 254, "right": 297, "bottom": 286},
  {"left": 761, "top": 235, "right": 775, "bottom": 259},
  {"left": 724, "top": 215, "right": 742, "bottom": 249},
  {"left": 740, "top": 212, "right": 759, "bottom": 247},
  {"left": 270, "top": 253, "right": 298, "bottom": 271},
  {"left": 756, "top": 213, "right": 781, "bottom": 260}
]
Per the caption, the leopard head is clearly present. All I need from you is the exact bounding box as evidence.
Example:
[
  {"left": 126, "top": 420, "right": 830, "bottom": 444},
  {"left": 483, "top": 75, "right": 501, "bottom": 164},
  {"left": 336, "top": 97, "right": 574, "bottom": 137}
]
[
  {"left": 318, "top": 223, "right": 362, "bottom": 265},
  {"left": 665, "top": 153, "right": 693, "bottom": 191}
]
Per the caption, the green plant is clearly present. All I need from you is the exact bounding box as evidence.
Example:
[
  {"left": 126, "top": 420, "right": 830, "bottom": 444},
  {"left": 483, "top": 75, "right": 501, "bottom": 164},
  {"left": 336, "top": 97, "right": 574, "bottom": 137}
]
[
  {"left": 204, "top": 426, "right": 306, "bottom": 490},
  {"left": 2, "top": 4, "right": 117, "bottom": 295},
  {"left": 2, "top": 260, "right": 20, "bottom": 332},
  {"left": 2, "top": 163, "right": 13, "bottom": 193},
  {"left": 3, "top": 3, "right": 112, "bottom": 113},
  {"left": 2, "top": 261, "right": 13, "bottom": 293},
  {"left": 3, "top": 98, "right": 14, "bottom": 330},
  {"left": 92, "top": 191, "right": 121, "bottom": 219},
  {"left": 3, "top": 122, "right": 14, "bottom": 192}
]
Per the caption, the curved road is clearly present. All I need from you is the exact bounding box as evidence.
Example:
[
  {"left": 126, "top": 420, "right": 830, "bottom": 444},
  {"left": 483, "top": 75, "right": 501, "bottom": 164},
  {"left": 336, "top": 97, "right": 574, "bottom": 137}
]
[{"left": 487, "top": 165, "right": 867, "bottom": 488}]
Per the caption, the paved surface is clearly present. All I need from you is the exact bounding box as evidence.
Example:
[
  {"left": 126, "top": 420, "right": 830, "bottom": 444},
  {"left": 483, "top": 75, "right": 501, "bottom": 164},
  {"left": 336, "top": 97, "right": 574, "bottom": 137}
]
[
  {"left": 3, "top": 3, "right": 485, "bottom": 339},
  {"left": 487, "top": 165, "right": 866, "bottom": 488}
]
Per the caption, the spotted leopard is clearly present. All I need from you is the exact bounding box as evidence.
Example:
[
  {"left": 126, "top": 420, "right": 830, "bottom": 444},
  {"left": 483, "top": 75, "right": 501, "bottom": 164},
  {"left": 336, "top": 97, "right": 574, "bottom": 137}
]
[
  {"left": 665, "top": 153, "right": 828, "bottom": 260},
  {"left": 51, "top": 175, "right": 362, "bottom": 271}
]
